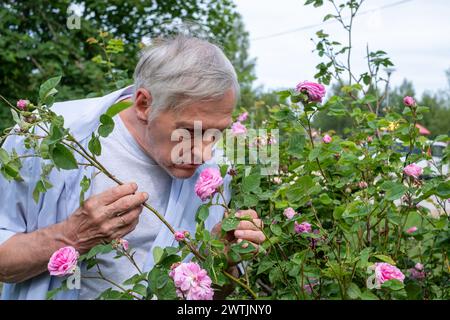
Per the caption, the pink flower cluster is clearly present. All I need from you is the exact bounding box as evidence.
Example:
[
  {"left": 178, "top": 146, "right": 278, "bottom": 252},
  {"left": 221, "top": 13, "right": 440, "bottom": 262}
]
[
  {"left": 322, "top": 134, "right": 332, "bottom": 144},
  {"left": 231, "top": 121, "right": 247, "bottom": 136},
  {"left": 48, "top": 246, "right": 79, "bottom": 276},
  {"left": 406, "top": 226, "right": 418, "bottom": 234},
  {"left": 283, "top": 207, "right": 297, "bottom": 220},
  {"left": 403, "top": 163, "right": 423, "bottom": 179},
  {"left": 294, "top": 221, "right": 312, "bottom": 234},
  {"left": 296, "top": 81, "right": 326, "bottom": 103},
  {"left": 409, "top": 263, "right": 426, "bottom": 280},
  {"left": 231, "top": 112, "right": 249, "bottom": 136},
  {"left": 366, "top": 262, "right": 405, "bottom": 289},
  {"left": 16, "top": 99, "right": 30, "bottom": 110},
  {"left": 174, "top": 231, "right": 190, "bottom": 241},
  {"left": 194, "top": 167, "right": 223, "bottom": 201},
  {"left": 169, "top": 262, "right": 214, "bottom": 300},
  {"left": 403, "top": 96, "right": 416, "bottom": 107}
]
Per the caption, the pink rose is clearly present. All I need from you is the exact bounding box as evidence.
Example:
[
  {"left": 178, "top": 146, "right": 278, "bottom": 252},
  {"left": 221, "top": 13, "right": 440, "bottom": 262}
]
[
  {"left": 48, "top": 246, "right": 79, "bottom": 276},
  {"left": 295, "top": 221, "right": 312, "bottom": 234},
  {"left": 403, "top": 163, "right": 423, "bottom": 179},
  {"left": 409, "top": 267, "right": 426, "bottom": 280},
  {"left": 16, "top": 99, "right": 29, "bottom": 110},
  {"left": 358, "top": 181, "right": 368, "bottom": 189},
  {"left": 195, "top": 167, "right": 223, "bottom": 201},
  {"left": 174, "top": 231, "right": 186, "bottom": 241},
  {"left": 283, "top": 207, "right": 297, "bottom": 220},
  {"left": 237, "top": 112, "right": 248, "bottom": 122},
  {"left": 403, "top": 96, "right": 416, "bottom": 107},
  {"left": 231, "top": 121, "right": 247, "bottom": 136},
  {"left": 296, "top": 81, "right": 326, "bottom": 103},
  {"left": 367, "top": 262, "right": 405, "bottom": 289},
  {"left": 415, "top": 263, "right": 423, "bottom": 271},
  {"left": 367, "top": 136, "right": 373, "bottom": 143},
  {"left": 119, "top": 238, "right": 129, "bottom": 251},
  {"left": 322, "top": 134, "right": 332, "bottom": 144},
  {"left": 406, "top": 226, "right": 418, "bottom": 234},
  {"left": 169, "top": 262, "right": 214, "bottom": 300}
]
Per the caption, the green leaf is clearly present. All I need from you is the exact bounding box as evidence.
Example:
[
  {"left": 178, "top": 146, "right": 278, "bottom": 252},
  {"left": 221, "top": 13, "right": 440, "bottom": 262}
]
[
  {"left": 195, "top": 204, "right": 210, "bottom": 223},
  {"left": 242, "top": 174, "right": 260, "bottom": 193},
  {"left": 221, "top": 216, "right": 240, "bottom": 232},
  {"left": 360, "top": 290, "right": 379, "bottom": 300},
  {"left": 257, "top": 260, "right": 274, "bottom": 275},
  {"left": 319, "top": 193, "right": 332, "bottom": 205},
  {"left": 105, "top": 101, "right": 133, "bottom": 118},
  {"left": 381, "top": 279, "right": 404, "bottom": 291},
  {"left": 436, "top": 181, "right": 450, "bottom": 198},
  {"left": 51, "top": 143, "right": 78, "bottom": 170},
  {"left": 132, "top": 283, "right": 148, "bottom": 296},
  {"left": 347, "top": 282, "right": 362, "bottom": 299},
  {"left": 152, "top": 247, "right": 164, "bottom": 264},
  {"left": 88, "top": 133, "right": 102, "bottom": 156},
  {"left": 98, "top": 114, "right": 115, "bottom": 137},
  {"left": 380, "top": 181, "right": 407, "bottom": 201},
  {"left": 270, "top": 223, "right": 282, "bottom": 236},
  {"left": 374, "top": 254, "right": 396, "bottom": 265},
  {"left": 39, "top": 76, "right": 62, "bottom": 102},
  {"left": 0, "top": 148, "right": 9, "bottom": 164}
]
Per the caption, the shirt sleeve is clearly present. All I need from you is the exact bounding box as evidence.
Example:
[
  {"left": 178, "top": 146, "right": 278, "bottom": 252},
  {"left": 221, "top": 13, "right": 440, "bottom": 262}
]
[{"left": 0, "top": 132, "right": 36, "bottom": 245}]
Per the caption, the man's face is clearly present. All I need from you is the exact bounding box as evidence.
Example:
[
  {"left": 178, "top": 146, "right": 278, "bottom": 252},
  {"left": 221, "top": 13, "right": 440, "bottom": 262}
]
[{"left": 139, "top": 88, "right": 235, "bottom": 179}]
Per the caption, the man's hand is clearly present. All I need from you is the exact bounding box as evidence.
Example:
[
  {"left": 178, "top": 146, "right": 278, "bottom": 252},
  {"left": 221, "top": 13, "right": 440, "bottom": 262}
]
[
  {"left": 212, "top": 209, "right": 265, "bottom": 265},
  {"left": 63, "top": 182, "right": 148, "bottom": 254}
]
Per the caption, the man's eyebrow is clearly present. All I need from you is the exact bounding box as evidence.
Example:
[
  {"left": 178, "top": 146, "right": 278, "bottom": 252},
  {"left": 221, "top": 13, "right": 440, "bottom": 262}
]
[{"left": 176, "top": 121, "right": 232, "bottom": 131}]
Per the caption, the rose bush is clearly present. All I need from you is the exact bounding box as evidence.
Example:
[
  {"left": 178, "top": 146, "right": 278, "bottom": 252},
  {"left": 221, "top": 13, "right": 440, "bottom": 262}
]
[{"left": 0, "top": 0, "right": 448, "bottom": 300}]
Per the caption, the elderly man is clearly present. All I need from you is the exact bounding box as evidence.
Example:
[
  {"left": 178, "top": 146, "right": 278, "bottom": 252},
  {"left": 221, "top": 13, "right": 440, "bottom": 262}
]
[{"left": 0, "top": 35, "right": 265, "bottom": 299}]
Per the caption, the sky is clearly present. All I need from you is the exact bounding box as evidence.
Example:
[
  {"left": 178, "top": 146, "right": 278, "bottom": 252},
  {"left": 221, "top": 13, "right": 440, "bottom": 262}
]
[{"left": 235, "top": 0, "right": 450, "bottom": 96}]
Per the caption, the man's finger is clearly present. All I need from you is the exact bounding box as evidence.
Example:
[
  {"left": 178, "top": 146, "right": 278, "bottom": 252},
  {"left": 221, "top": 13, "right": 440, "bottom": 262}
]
[
  {"left": 106, "top": 192, "right": 148, "bottom": 216},
  {"left": 108, "top": 205, "right": 143, "bottom": 233},
  {"left": 236, "top": 209, "right": 258, "bottom": 220},
  {"left": 236, "top": 220, "right": 263, "bottom": 231},
  {"left": 95, "top": 183, "right": 139, "bottom": 206},
  {"left": 234, "top": 230, "right": 265, "bottom": 244}
]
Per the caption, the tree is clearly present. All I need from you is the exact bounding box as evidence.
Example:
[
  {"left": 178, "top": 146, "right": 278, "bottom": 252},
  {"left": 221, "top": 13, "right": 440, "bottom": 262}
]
[{"left": 0, "top": 0, "right": 256, "bottom": 132}]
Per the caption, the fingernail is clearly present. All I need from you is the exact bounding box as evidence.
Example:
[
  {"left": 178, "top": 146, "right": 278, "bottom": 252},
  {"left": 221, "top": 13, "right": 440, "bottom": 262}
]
[
  {"left": 235, "top": 230, "right": 243, "bottom": 237},
  {"left": 142, "top": 192, "right": 149, "bottom": 201},
  {"left": 131, "top": 182, "right": 137, "bottom": 190},
  {"left": 235, "top": 211, "right": 242, "bottom": 217}
]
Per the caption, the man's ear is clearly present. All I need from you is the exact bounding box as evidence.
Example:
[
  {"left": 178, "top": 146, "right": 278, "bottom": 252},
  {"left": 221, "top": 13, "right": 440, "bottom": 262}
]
[{"left": 134, "top": 88, "right": 153, "bottom": 123}]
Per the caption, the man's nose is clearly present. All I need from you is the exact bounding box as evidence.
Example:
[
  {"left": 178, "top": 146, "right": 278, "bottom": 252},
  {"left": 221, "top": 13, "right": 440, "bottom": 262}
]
[{"left": 192, "top": 141, "right": 213, "bottom": 164}]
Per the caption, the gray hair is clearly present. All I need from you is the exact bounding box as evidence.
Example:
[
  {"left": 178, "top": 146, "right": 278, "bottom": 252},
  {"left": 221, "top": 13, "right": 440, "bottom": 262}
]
[{"left": 133, "top": 35, "right": 240, "bottom": 119}]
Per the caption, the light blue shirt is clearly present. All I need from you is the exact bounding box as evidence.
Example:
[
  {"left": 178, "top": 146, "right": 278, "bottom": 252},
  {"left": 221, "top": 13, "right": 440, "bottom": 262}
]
[{"left": 0, "top": 86, "right": 231, "bottom": 300}]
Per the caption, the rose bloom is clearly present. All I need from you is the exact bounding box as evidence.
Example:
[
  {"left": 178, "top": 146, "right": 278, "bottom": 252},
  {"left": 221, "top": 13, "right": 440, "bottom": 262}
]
[
  {"left": 231, "top": 121, "right": 247, "bottom": 136},
  {"left": 273, "top": 177, "right": 282, "bottom": 185},
  {"left": 295, "top": 221, "right": 312, "bottom": 234},
  {"left": 169, "top": 262, "right": 214, "bottom": 300},
  {"left": 16, "top": 99, "right": 29, "bottom": 110},
  {"left": 283, "top": 207, "right": 297, "bottom": 220},
  {"left": 358, "top": 181, "right": 368, "bottom": 189},
  {"left": 174, "top": 231, "right": 186, "bottom": 241},
  {"left": 367, "top": 136, "right": 373, "bottom": 143},
  {"left": 403, "top": 163, "right": 423, "bottom": 179},
  {"left": 194, "top": 167, "right": 223, "bottom": 201},
  {"left": 119, "top": 238, "right": 129, "bottom": 251},
  {"left": 48, "top": 246, "right": 79, "bottom": 276},
  {"left": 322, "top": 134, "right": 332, "bottom": 144},
  {"left": 403, "top": 96, "right": 416, "bottom": 107},
  {"left": 237, "top": 112, "right": 248, "bottom": 122},
  {"left": 296, "top": 81, "right": 326, "bottom": 103},
  {"left": 367, "top": 262, "right": 405, "bottom": 289},
  {"left": 409, "top": 267, "right": 426, "bottom": 280},
  {"left": 406, "top": 226, "right": 418, "bottom": 234}
]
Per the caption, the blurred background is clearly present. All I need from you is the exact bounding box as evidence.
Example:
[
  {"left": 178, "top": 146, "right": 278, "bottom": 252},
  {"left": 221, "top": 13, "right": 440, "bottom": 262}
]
[{"left": 0, "top": 0, "right": 449, "bottom": 136}]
